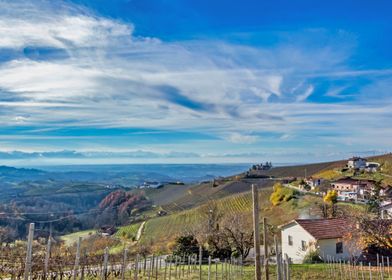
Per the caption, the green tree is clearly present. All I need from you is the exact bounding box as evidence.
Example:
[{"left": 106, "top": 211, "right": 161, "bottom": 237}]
[
  {"left": 367, "top": 180, "right": 382, "bottom": 217},
  {"left": 172, "top": 235, "right": 200, "bottom": 257}
]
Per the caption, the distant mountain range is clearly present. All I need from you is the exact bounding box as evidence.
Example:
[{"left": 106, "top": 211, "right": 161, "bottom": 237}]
[
  {"left": 0, "top": 163, "right": 249, "bottom": 191},
  {"left": 0, "top": 150, "right": 201, "bottom": 159}
]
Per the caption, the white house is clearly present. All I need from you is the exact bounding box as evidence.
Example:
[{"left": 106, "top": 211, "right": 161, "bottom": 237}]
[
  {"left": 365, "top": 162, "right": 380, "bottom": 173},
  {"left": 381, "top": 203, "right": 392, "bottom": 219},
  {"left": 279, "top": 219, "right": 359, "bottom": 264},
  {"left": 347, "top": 157, "right": 367, "bottom": 170},
  {"left": 303, "top": 177, "right": 324, "bottom": 190}
]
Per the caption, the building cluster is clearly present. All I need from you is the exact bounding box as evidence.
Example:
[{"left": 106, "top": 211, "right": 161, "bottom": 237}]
[
  {"left": 330, "top": 177, "right": 392, "bottom": 202},
  {"left": 347, "top": 157, "right": 380, "bottom": 173},
  {"left": 250, "top": 162, "right": 273, "bottom": 171},
  {"left": 331, "top": 157, "right": 391, "bottom": 202},
  {"left": 279, "top": 156, "right": 392, "bottom": 264},
  {"left": 138, "top": 181, "right": 164, "bottom": 189},
  {"left": 246, "top": 162, "right": 273, "bottom": 178},
  {"left": 295, "top": 157, "right": 391, "bottom": 203}
]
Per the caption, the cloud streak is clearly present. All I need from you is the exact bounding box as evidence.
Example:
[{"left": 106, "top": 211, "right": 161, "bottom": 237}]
[{"left": 0, "top": 0, "right": 391, "bottom": 163}]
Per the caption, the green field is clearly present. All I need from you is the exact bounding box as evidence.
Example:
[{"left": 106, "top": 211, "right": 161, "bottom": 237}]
[
  {"left": 61, "top": 229, "right": 97, "bottom": 246},
  {"left": 116, "top": 222, "right": 143, "bottom": 240}
]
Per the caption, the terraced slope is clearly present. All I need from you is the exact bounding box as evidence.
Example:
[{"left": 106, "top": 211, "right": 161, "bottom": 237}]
[
  {"left": 139, "top": 184, "right": 194, "bottom": 205},
  {"left": 160, "top": 178, "right": 274, "bottom": 213},
  {"left": 138, "top": 187, "right": 324, "bottom": 247}
]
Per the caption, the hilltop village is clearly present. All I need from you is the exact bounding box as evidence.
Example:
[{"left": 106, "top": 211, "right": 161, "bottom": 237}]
[{"left": 246, "top": 157, "right": 392, "bottom": 214}]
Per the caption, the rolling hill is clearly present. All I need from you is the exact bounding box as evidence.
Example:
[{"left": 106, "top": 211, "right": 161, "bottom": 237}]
[
  {"left": 54, "top": 155, "right": 391, "bottom": 248},
  {"left": 115, "top": 156, "right": 386, "bottom": 249}
]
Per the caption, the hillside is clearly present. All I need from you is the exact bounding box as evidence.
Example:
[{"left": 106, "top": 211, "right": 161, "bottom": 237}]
[
  {"left": 257, "top": 160, "right": 346, "bottom": 178},
  {"left": 133, "top": 157, "right": 356, "bottom": 214},
  {"left": 136, "top": 188, "right": 362, "bottom": 250},
  {"left": 55, "top": 156, "right": 389, "bottom": 249},
  {"left": 116, "top": 157, "right": 380, "bottom": 249},
  {"left": 312, "top": 153, "right": 392, "bottom": 185}
]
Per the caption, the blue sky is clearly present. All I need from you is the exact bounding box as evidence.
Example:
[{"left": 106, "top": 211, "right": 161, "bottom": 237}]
[{"left": 0, "top": 0, "right": 391, "bottom": 165}]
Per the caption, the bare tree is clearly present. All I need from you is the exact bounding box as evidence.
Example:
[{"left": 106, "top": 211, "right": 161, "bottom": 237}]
[{"left": 221, "top": 212, "right": 254, "bottom": 258}]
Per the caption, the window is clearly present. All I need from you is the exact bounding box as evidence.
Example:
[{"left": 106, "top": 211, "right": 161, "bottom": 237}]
[
  {"left": 301, "top": 240, "right": 307, "bottom": 251},
  {"left": 336, "top": 242, "right": 343, "bottom": 254},
  {"left": 288, "top": 235, "right": 293, "bottom": 246}
]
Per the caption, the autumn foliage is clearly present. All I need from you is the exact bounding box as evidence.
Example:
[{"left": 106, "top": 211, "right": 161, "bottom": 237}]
[
  {"left": 99, "top": 190, "right": 149, "bottom": 215},
  {"left": 270, "top": 183, "right": 297, "bottom": 206}
]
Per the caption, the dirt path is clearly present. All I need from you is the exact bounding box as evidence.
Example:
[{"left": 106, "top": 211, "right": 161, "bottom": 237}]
[{"left": 135, "top": 221, "right": 146, "bottom": 241}]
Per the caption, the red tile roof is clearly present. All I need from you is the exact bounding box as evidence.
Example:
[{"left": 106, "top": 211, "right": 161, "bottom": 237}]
[{"left": 294, "top": 219, "right": 352, "bottom": 240}]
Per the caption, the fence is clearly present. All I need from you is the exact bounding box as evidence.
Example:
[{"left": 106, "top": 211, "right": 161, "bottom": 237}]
[{"left": 1, "top": 223, "right": 391, "bottom": 280}]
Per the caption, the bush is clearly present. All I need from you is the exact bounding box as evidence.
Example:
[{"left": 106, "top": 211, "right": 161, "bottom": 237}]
[
  {"left": 172, "top": 235, "right": 200, "bottom": 257},
  {"left": 270, "top": 183, "right": 298, "bottom": 206},
  {"left": 303, "top": 249, "right": 323, "bottom": 264}
]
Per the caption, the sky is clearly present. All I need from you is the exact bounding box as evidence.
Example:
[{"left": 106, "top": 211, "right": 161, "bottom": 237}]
[{"left": 0, "top": 0, "right": 391, "bottom": 165}]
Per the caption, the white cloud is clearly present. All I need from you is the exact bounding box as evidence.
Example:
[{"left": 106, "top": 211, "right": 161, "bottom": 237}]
[
  {"left": 0, "top": 0, "right": 391, "bottom": 160},
  {"left": 0, "top": 1, "right": 132, "bottom": 49},
  {"left": 13, "top": 116, "right": 28, "bottom": 123},
  {"left": 296, "top": 85, "right": 314, "bottom": 102},
  {"left": 227, "top": 133, "right": 259, "bottom": 144},
  {"left": 280, "top": 134, "right": 291, "bottom": 140},
  {"left": 325, "top": 86, "right": 348, "bottom": 98}
]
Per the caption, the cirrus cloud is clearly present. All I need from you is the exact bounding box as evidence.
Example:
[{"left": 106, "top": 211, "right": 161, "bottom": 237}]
[{"left": 0, "top": 0, "right": 391, "bottom": 163}]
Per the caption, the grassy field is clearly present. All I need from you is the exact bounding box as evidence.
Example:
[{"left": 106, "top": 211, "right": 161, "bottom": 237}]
[
  {"left": 116, "top": 222, "right": 143, "bottom": 240},
  {"left": 60, "top": 229, "right": 97, "bottom": 246},
  {"left": 119, "top": 263, "right": 392, "bottom": 280}
]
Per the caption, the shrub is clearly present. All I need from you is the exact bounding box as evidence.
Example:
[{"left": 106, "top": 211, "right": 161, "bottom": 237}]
[
  {"left": 270, "top": 183, "right": 298, "bottom": 206},
  {"left": 323, "top": 190, "right": 338, "bottom": 204},
  {"left": 303, "top": 249, "right": 323, "bottom": 264},
  {"left": 172, "top": 235, "right": 200, "bottom": 257}
]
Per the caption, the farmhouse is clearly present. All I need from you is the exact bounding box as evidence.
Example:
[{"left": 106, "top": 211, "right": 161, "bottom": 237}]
[
  {"left": 303, "top": 177, "right": 324, "bottom": 190},
  {"left": 280, "top": 219, "right": 358, "bottom": 264},
  {"left": 330, "top": 177, "right": 376, "bottom": 201},
  {"left": 347, "top": 157, "right": 367, "bottom": 170},
  {"left": 99, "top": 225, "right": 117, "bottom": 236}
]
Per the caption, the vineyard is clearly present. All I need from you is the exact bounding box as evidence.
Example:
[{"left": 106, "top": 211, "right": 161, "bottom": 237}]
[
  {"left": 138, "top": 191, "right": 256, "bottom": 245},
  {"left": 138, "top": 188, "right": 297, "bottom": 247},
  {"left": 60, "top": 186, "right": 352, "bottom": 252},
  {"left": 116, "top": 223, "right": 143, "bottom": 240},
  {"left": 157, "top": 179, "right": 273, "bottom": 213},
  {"left": 2, "top": 227, "right": 391, "bottom": 280},
  {"left": 59, "top": 188, "right": 324, "bottom": 249}
]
